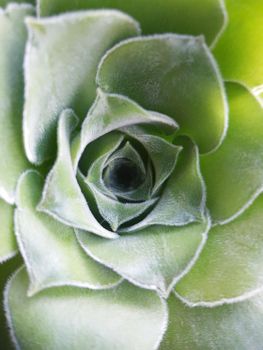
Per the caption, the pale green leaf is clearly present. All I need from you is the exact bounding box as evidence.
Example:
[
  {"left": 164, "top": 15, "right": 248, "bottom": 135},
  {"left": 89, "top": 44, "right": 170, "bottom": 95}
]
[
  {"left": 15, "top": 170, "right": 121, "bottom": 296},
  {"left": 86, "top": 148, "right": 153, "bottom": 203},
  {"left": 0, "top": 199, "right": 17, "bottom": 263},
  {"left": 37, "top": 0, "right": 226, "bottom": 46},
  {"left": 201, "top": 82, "right": 263, "bottom": 224},
  {"left": 122, "top": 128, "right": 181, "bottom": 194},
  {"left": 38, "top": 110, "right": 117, "bottom": 239},
  {"left": 175, "top": 193, "right": 263, "bottom": 305},
  {"left": 77, "top": 218, "right": 210, "bottom": 297},
  {"left": 0, "top": 255, "right": 22, "bottom": 350},
  {"left": 23, "top": 10, "right": 140, "bottom": 164},
  {"left": 97, "top": 34, "right": 228, "bottom": 154},
  {"left": 125, "top": 137, "right": 205, "bottom": 232},
  {"left": 160, "top": 293, "right": 263, "bottom": 350},
  {"left": 0, "top": 4, "right": 33, "bottom": 204},
  {"left": 84, "top": 133, "right": 124, "bottom": 199},
  {"left": 6, "top": 267, "right": 167, "bottom": 350},
  {"left": 88, "top": 183, "right": 157, "bottom": 231},
  {"left": 79, "top": 131, "right": 124, "bottom": 177},
  {"left": 73, "top": 90, "right": 178, "bottom": 168},
  {"left": 213, "top": 0, "right": 263, "bottom": 87}
]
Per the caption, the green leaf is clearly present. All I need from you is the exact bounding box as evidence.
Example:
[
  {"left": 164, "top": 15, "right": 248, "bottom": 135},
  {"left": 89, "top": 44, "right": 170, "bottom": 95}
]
[
  {"left": 201, "top": 82, "right": 263, "bottom": 224},
  {"left": 213, "top": 0, "right": 263, "bottom": 87},
  {"left": 79, "top": 131, "right": 124, "bottom": 177},
  {"left": 0, "top": 4, "right": 34, "bottom": 204},
  {"left": 0, "top": 1, "right": 34, "bottom": 6},
  {"left": 97, "top": 34, "right": 228, "bottom": 154},
  {"left": 23, "top": 10, "right": 140, "bottom": 164},
  {"left": 85, "top": 139, "right": 153, "bottom": 203},
  {"left": 160, "top": 293, "right": 263, "bottom": 350},
  {"left": 0, "top": 198, "right": 17, "bottom": 263},
  {"left": 84, "top": 133, "right": 124, "bottom": 199},
  {"left": 38, "top": 110, "right": 118, "bottom": 239},
  {"left": 175, "top": 193, "right": 263, "bottom": 305},
  {"left": 0, "top": 255, "right": 22, "bottom": 350},
  {"left": 122, "top": 128, "right": 181, "bottom": 194},
  {"left": 73, "top": 90, "right": 178, "bottom": 168},
  {"left": 125, "top": 137, "right": 205, "bottom": 232},
  {"left": 88, "top": 183, "right": 157, "bottom": 231},
  {"left": 77, "top": 218, "right": 210, "bottom": 297},
  {"left": 15, "top": 170, "right": 121, "bottom": 296},
  {"left": 37, "top": 0, "right": 226, "bottom": 46},
  {"left": 6, "top": 267, "right": 167, "bottom": 350}
]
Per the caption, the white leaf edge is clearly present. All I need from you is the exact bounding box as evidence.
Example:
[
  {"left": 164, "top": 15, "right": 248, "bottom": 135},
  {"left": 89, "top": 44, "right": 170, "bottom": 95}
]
[
  {"left": 76, "top": 215, "right": 211, "bottom": 299},
  {"left": 4, "top": 266, "right": 169, "bottom": 350},
  {"left": 23, "top": 9, "right": 141, "bottom": 165},
  {"left": 96, "top": 33, "right": 229, "bottom": 156}
]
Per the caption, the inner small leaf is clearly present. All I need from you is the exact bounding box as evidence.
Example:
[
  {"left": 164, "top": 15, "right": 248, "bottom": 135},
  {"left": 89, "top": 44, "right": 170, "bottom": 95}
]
[
  {"left": 103, "top": 141, "right": 147, "bottom": 196},
  {"left": 103, "top": 157, "right": 145, "bottom": 193}
]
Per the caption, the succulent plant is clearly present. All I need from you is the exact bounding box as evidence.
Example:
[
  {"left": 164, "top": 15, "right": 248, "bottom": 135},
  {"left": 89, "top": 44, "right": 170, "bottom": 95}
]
[{"left": 1, "top": 0, "right": 263, "bottom": 349}]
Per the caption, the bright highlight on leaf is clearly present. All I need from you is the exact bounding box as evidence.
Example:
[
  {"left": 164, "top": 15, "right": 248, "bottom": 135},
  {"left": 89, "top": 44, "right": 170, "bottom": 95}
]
[{"left": 6, "top": 267, "right": 167, "bottom": 350}]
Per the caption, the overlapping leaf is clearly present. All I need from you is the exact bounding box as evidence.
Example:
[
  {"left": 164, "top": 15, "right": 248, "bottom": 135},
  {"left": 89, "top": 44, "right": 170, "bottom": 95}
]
[
  {"left": 175, "top": 193, "right": 263, "bottom": 305},
  {"left": 201, "top": 82, "right": 263, "bottom": 224},
  {"left": 97, "top": 34, "right": 228, "bottom": 153},
  {"left": 125, "top": 137, "right": 206, "bottom": 231},
  {"left": 38, "top": 110, "right": 117, "bottom": 239},
  {"left": 0, "top": 255, "right": 22, "bottom": 350},
  {"left": 6, "top": 267, "right": 167, "bottom": 350},
  {"left": 77, "top": 218, "right": 210, "bottom": 297},
  {"left": 23, "top": 9, "right": 140, "bottom": 163},
  {"left": 73, "top": 90, "right": 178, "bottom": 168},
  {"left": 160, "top": 293, "right": 263, "bottom": 349},
  {"left": 37, "top": 0, "right": 226, "bottom": 46},
  {"left": 15, "top": 170, "right": 122, "bottom": 296},
  {"left": 0, "top": 4, "right": 33, "bottom": 203}
]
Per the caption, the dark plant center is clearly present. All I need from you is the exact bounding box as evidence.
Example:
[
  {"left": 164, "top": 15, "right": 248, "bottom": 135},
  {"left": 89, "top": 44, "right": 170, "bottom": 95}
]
[{"left": 104, "top": 158, "right": 145, "bottom": 193}]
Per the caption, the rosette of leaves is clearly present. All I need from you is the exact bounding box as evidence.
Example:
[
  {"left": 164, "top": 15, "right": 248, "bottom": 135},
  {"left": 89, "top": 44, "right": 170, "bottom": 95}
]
[{"left": 0, "top": 0, "right": 263, "bottom": 349}]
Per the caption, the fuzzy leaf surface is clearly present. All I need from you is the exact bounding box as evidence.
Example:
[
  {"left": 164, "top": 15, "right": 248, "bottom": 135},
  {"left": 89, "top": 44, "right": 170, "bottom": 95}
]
[
  {"left": 6, "top": 267, "right": 167, "bottom": 350},
  {"left": 175, "top": 193, "right": 263, "bottom": 305},
  {"left": 0, "top": 4, "right": 33, "bottom": 203},
  {"left": 16, "top": 170, "right": 121, "bottom": 296},
  {"left": 126, "top": 137, "right": 205, "bottom": 231},
  {"left": 38, "top": 110, "right": 117, "bottom": 239},
  {"left": 77, "top": 219, "right": 210, "bottom": 297},
  {"left": 160, "top": 293, "right": 263, "bottom": 349},
  {"left": 201, "top": 82, "right": 263, "bottom": 224},
  {"left": 98, "top": 34, "right": 228, "bottom": 154},
  {"left": 24, "top": 10, "right": 140, "bottom": 163},
  {"left": 37, "top": 0, "right": 225, "bottom": 45}
]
